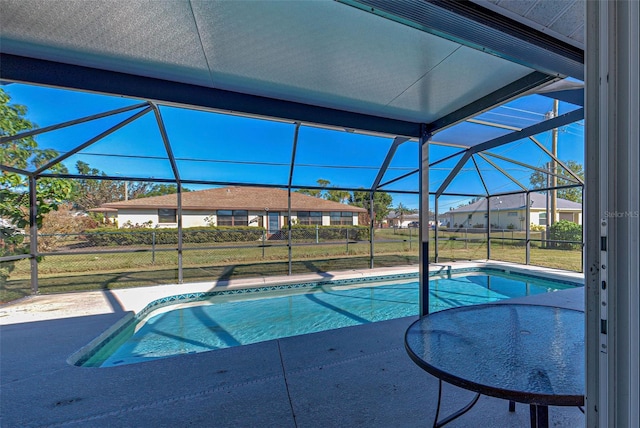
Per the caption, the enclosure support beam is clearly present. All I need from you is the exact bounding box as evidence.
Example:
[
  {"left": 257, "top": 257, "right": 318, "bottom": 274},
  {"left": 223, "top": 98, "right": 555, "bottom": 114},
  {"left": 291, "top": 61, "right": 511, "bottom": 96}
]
[
  {"left": 471, "top": 155, "right": 489, "bottom": 196},
  {"left": 486, "top": 197, "right": 491, "bottom": 260},
  {"left": 287, "top": 124, "right": 301, "bottom": 276},
  {"left": 481, "top": 151, "right": 579, "bottom": 184},
  {"left": 371, "top": 137, "right": 410, "bottom": 191},
  {"left": 0, "top": 164, "right": 32, "bottom": 176},
  {"left": 435, "top": 152, "right": 471, "bottom": 197},
  {"left": 419, "top": 127, "right": 431, "bottom": 316},
  {"left": 151, "top": 104, "right": 183, "bottom": 283},
  {"left": 477, "top": 153, "right": 527, "bottom": 191},
  {"left": 525, "top": 192, "right": 531, "bottom": 265},
  {"left": 29, "top": 176, "right": 38, "bottom": 295},
  {"left": 369, "top": 191, "right": 375, "bottom": 269},
  {"left": 434, "top": 197, "right": 439, "bottom": 263},
  {"left": 33, "top": 107, "right": 153, "bottom": 176},
  {"left": 0, "top": 102, "right": 150, "bottom": 145},
  {"left": 468, "top": 108, "right": 584, "bottom": 156},
  {"left": 530, "top": 136, "right": 584, "bottom": 184}
]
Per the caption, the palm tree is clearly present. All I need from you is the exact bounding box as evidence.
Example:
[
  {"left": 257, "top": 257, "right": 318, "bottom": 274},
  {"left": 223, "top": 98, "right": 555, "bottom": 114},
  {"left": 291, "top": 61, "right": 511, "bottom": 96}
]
[{"left": 395, "top": 202, "right": 412, "bottom": 228}]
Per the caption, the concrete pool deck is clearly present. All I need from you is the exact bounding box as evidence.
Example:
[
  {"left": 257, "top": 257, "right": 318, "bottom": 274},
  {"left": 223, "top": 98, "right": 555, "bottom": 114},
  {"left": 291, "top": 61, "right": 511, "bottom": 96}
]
[{"left": 0, "top": 262, "right": 585, "bottom": 427}]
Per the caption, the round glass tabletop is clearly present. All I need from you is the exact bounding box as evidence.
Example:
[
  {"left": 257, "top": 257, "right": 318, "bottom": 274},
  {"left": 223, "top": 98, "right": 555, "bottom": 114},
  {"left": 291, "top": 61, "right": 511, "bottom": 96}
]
[{"left": 405, "top": 303, "right": 584, "bottom": 406}]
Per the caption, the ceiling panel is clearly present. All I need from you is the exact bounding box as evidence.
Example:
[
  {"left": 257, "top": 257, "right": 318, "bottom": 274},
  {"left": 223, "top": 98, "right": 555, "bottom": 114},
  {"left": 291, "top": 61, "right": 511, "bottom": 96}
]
[
  {"left": 191, "top": 0, "right": 469, "bottom": 122},
  {"left": 0, "top": 0, "right": 545, "bottom": 129},
  {"left": 478, "top": 0, "right": 584, "bottom": 49},
  {"left": 0, "top": 0, "right": 212, "bottom": 86},
  {"left": 388, "top": 45, "right": 533, "bottom": 123}
]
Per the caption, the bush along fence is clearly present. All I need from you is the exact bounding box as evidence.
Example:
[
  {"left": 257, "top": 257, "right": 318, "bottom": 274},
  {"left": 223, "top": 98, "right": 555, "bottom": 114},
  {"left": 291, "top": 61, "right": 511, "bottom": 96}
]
[{"left": 82, "top": 225, "right": 370, "bottom": 247}]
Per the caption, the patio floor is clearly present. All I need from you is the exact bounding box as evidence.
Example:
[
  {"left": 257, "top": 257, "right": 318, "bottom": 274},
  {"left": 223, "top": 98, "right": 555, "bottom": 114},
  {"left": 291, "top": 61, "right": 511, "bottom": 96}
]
[{"left": 0, "top": 263, "right": 585, "bottom": 427}]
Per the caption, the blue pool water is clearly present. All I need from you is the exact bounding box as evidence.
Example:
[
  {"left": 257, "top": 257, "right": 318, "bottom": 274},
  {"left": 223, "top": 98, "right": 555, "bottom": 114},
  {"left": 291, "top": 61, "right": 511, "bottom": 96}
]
[{"left": 82, "top": 270, "right": 580, "bottom": 367}]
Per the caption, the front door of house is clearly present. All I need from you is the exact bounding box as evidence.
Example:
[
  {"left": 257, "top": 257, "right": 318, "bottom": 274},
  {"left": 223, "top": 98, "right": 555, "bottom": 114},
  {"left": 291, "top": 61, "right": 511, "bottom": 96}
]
[{"left": 268, "top": 212, "right": 279, "bottom": 234}]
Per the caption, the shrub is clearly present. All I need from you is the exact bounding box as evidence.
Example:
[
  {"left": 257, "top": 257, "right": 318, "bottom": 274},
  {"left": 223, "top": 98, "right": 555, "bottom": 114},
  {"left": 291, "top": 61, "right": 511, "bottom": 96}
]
[
  {"left": 84, "top": 226, "right": 266, "bottom": 247},
  {"left": 530, "top": 223, "right": 546, "bottom": 231},
  {"left": 37, "top": 204, "right": 99, "bottom": 251},
  {"left": 281, "top": 225, "right": 370, "bottom": 241},
  {"left": 548, "top": 220, "right": 582, "bottom": 249}
]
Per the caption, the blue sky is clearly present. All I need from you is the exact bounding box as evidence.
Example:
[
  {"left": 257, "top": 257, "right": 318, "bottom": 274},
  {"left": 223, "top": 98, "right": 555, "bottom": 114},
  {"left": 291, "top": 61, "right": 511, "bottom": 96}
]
[{"left": 3, "top": 83, "right": 584, "bottom": 211}]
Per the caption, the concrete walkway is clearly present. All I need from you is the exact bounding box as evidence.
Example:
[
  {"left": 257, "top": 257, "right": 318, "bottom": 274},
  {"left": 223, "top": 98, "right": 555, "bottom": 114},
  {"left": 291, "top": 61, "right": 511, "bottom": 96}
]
[{"left": 0, "top": 263, "right": 585, "bottom": 427}]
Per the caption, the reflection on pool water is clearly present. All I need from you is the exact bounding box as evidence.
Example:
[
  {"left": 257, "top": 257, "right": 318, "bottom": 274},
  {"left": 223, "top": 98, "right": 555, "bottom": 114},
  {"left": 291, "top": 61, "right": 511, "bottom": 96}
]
[{"left": 78, "top": 269, "right": 581, "bottom": 367}]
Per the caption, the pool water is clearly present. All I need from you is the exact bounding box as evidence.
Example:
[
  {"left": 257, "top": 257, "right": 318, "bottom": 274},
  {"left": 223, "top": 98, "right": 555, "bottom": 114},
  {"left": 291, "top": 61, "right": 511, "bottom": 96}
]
[{"left": 82, "top": 270, "right": 580, "bottom": 367}]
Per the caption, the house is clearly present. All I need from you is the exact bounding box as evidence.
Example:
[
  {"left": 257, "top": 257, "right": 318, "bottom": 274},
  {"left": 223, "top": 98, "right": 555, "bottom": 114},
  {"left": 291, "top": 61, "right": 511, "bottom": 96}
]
[
  {"left": 386, "top": 211, "right": 420, "bottom": 228},
  {"left": 441, "top": 192, "right": 582, "bottom": 230},
  {"left": 385, "top": 211, "right": 441, "bottom": 228},
  {"left": 91, "top": 186, "right": 366, "bottom": 232}
]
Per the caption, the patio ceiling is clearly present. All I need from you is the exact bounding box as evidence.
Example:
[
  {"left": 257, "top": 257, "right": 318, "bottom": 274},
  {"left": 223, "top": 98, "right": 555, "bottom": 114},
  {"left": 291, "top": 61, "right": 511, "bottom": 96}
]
[{"left": 0, "top": 0, "right": 583, "bottom": 140}]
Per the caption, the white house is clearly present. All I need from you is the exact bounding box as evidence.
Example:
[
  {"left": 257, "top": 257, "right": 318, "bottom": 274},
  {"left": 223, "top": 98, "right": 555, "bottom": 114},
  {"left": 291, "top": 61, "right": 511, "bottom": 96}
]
[
  {"left": 91, "top": 186, "right": 367, "bottom": 232},
  {"left": 441, "top": 192, "right": 582, "bottom": 230},
  {"left": 386, "top": 211, "right": 419, "bottom": 228}
]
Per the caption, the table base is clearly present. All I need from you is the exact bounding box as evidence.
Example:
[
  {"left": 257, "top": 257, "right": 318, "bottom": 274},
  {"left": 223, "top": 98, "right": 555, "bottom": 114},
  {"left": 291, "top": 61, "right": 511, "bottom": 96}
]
[{"left": 433, "top": 380, "right": 555, "bottom": 428}]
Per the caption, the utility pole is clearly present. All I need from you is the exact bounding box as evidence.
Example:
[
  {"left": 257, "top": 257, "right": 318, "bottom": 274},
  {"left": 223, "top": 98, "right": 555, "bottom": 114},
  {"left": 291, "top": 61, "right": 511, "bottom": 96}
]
[{"left": 550, "top": 99, "right": 558, "bottom": 228}]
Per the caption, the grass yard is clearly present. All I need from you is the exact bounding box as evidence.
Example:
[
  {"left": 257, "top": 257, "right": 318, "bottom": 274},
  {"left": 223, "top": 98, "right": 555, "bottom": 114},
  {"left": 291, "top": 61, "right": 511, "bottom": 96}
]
[{"left": 0, "top": 229, "right": 581, "bottom": 304}]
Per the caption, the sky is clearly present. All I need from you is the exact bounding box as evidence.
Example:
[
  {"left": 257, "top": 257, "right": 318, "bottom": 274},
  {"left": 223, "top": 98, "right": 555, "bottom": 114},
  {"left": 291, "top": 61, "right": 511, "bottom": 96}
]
[{"left": 2, "top": 82, "right": 584, "bottom": 212}]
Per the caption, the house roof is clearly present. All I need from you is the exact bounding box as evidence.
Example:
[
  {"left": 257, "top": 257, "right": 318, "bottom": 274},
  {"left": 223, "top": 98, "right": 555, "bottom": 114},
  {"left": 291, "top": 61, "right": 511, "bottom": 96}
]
[
  {"left": 98, "top": 187, "right": 366, "bottom": 213},
  {"left": 387, "top": 211, "right": 420, "bottom": 220},
  {"left": 445, "top": 192, "right": 581, "bottom": 214}
]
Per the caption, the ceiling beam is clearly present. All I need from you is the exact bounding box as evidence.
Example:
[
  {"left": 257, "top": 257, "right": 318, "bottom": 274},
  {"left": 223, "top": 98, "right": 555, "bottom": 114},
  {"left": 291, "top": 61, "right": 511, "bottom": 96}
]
[{"left": 0, "top": 53, "right": 423, "bottom": 138}]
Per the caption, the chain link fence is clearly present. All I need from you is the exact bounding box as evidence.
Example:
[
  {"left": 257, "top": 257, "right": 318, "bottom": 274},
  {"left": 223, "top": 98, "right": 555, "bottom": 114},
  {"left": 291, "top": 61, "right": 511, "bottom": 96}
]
[{"left": 2, "top": 223, "right": 581, "bottom": 303}]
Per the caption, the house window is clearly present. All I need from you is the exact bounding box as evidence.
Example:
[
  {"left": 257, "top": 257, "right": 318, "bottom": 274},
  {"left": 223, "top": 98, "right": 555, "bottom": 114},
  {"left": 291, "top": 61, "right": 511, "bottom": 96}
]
[
  {"left": 217, "top": 210, "right": 248, "bottom": 226},
  {"left": 330, "top": 211, "right": 353, "bottom": 225},
  {"left": 297, "top": 211, "right": 322, "bottom": 225},
  {"left": 158, "top": 209, "right": 176, "bottom": 223},
  {"left": 539, "top": 212, "right": 547, "bottom": 226},
  {"left": 507, "top": 211, "right": 518, "bottom": 217}
]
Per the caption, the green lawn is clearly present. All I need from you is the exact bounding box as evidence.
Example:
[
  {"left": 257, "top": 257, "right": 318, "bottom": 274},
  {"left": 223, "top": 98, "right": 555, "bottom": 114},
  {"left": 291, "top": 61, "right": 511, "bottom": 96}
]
[{"left": 1, "top": 230, "right": 581, "bottom": 303}]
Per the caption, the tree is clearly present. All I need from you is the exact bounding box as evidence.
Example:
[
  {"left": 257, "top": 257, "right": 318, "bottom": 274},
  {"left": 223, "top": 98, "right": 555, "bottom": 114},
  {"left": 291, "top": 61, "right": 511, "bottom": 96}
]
[
  {"left": 325, "top": 189, "right": 351, "bottom": 203},
  {"left": 1, "top": 88, "right": 73, "bottom": 286},
  {"left": 0, "top": 88, "right": 73, "bottom": 229},
  {"left": 296, "top": 178, "right": 329, "bottom": 198},
  {"left": 137, "top": 184, "right": 189, "bottom": 198},
  {"left": 394, "top": 202, "right": 412, "bottom": 227},
  {"left": 71, "top": 161, "right": 123, "bottom": 211},
  {"left": 350, "top": 190, "right": 393, "bottom": 226},
  {"left": 71, "top": 161, "right": 190, "bottom": 210},
  {"left": 296, "top": 188, "right": 322, "bottom": 198},
  {"left": 530, "top": 160, "right": 584, "bottom": 203}
]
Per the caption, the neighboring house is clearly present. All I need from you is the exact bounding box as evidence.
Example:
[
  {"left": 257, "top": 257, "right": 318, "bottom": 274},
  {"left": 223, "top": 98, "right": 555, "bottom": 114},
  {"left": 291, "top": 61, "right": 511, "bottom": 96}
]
[
  {"left": 386, "top": 211, "right": 420, "bottom": 228},
  {"left": 386, "top": 211, "right": 440, "bottom": 228},
  {"left": 440, "top": 192, "right": 582, "bottom": 230},
  {"left": 90, "top": 186, "right": 366, "bottom": 232}
]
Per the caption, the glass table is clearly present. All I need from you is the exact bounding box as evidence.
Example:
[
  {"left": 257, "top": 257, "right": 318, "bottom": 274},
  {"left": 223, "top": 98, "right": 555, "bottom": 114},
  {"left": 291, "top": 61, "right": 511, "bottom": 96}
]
[{"left": 405, "top": 303, "right": 584, "bottom": 428}]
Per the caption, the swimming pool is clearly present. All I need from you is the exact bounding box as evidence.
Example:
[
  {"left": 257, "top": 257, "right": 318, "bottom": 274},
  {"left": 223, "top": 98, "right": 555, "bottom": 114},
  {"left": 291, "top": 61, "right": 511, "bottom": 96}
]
[{"left": 76, "top": 268, "right": 581, "bottom": 367}]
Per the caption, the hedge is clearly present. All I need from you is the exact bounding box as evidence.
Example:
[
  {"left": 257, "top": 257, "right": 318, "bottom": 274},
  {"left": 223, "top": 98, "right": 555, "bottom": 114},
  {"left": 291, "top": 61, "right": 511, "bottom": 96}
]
[
  {"left": 84, "top": 226, "right": 265, "bottom": 246},
  {"left": 548, "top": 220, "right": 582, "bottom": 249},
  {"left": 83, "top": 225, "right": 370, "bottom": 246},
  {"left": 282, "top": 225, "right": 370, "bottom": 241}
]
